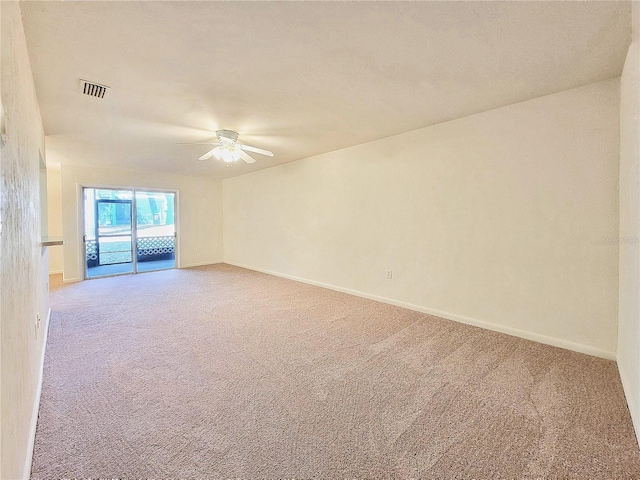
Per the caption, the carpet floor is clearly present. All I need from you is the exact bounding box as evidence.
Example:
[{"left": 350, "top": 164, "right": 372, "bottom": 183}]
[{"left": 32, "top": 264, "right": 640, "bottom": 478}]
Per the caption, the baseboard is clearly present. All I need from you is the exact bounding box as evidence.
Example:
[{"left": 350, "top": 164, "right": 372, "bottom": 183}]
[
  {"left": 48, "top": 269, "right": 63, "bottom": 275},
  {"left": 23, "top": 307, "right": 51, "bottom": 479},
  {"left": 63, "top": 262, "right": 224, "bottom": 280},
  {"left": 180, "top": 261, "right": 222, "bottom": 269},
  {"left": 225, "top": 261, "right": 616, "bottom": 361},
  {"left": 618, "top": 361, "right": 640, "bottom": 448}
]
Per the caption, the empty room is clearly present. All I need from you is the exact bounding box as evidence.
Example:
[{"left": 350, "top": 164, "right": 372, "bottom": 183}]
[{"left": 2, "top": 0, "right": 640, "bottom": 478}]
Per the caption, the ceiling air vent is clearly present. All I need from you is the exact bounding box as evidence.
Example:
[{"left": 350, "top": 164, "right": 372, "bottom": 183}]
[{"left": 79, "top": 79, "right": 110, "bottom": 99}]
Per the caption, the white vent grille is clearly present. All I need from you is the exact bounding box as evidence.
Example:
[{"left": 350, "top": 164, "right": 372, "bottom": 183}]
[{"left": 79, "top": 80, "right": 110, "bottom": 99}]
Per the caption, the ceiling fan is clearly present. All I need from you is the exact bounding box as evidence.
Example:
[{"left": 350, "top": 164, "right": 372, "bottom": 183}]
[{"left": 184, "top": 130, "right": 274, "bottom": 164}]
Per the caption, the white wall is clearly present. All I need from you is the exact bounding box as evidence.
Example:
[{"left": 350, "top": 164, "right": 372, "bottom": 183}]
[
  {"left": 1, "top": 2, "right": 51, "bottom": 478},
  {"left": 57, "top": 163, "right": 223, "bottom": 282},
  {"left": 224, "top": 79, "right": 620, "bottom": 359},
  {"left": 46, "top": 164, "right": 63, "bottom": 274},
  {"left": 619, "top": 0, "right": 640, "bottom": 445}
]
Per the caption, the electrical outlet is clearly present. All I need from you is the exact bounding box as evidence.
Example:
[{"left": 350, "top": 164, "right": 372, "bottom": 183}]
[{"left": 386, "top": 270, "right": 393, "bottom": 279}]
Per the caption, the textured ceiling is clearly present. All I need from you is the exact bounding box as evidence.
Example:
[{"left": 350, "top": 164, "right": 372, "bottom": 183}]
[{"left": 21, "top": 1, "right": 631, "bottom": 179}]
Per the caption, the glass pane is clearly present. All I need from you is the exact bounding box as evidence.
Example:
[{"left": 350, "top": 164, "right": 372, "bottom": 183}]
[
  {"left": 85, "top": 188, "right": 134, "bottom": 278},
  {"left": 98, "top": 239, "right": 133, "bottom": 265},
  {"left": 97, "top": 202, "right": 132, "bottom": 237},
  {"left": 97, "top": 201, "right": 133, "bottom": 265},
  {"left": 95, "top": 189, "right": 133, "bottom": 200},
  {"left": 135, "top": 191, "right": 175, "bottom": 272}
]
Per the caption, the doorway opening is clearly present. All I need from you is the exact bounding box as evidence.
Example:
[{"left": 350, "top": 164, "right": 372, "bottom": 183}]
[{"left": 83, "top": 188, "right": 176, "bottom": 279}]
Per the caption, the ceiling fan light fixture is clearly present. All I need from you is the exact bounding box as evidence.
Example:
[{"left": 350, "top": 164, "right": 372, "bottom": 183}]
[{"left": 213, "top": 145, "right": 241, "bottom": 163}]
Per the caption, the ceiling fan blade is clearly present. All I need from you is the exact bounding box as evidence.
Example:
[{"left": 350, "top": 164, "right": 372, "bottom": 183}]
[
  {"left": 198, "top": 148, "right": 217, "bottom": 161},
  {"left": 240, "top": 150, "right": 256, "bottom": 164},
  {"left": 239, "top": 144, "right": 274, "bottom": 157},
  {"left": 177, "top": 141, "right": 222, "bottom": 146}
]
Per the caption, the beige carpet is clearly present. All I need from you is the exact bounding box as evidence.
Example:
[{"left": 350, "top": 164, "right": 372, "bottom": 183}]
[{"left": 32, "top": 264, "right": 640, "bottom": 478}]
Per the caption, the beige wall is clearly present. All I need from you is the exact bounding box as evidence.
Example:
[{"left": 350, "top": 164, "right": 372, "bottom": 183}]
[
  {"left": 619, "top": 0, "right": 640, "bottom": 445},
  {"left": 55, "top": 163, "right": 223, "bottom": 282},
  {"left": 46, "top": 164, "right": 63, "bottom": 274},
  {"left": 1, "top": 2, "right": 50, "bottom": 478},
  {"left": 224, "top": 79, "right": 620, "bottom": 359}
]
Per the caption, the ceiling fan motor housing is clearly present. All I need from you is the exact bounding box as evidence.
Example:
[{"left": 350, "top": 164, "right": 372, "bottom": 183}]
[{"left": 217, "top": 130, "right": 239, "bottom": 145}]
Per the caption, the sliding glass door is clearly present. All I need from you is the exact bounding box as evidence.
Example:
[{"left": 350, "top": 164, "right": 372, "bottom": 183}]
[{"left": 84, "top": 187, "right": 176, "bottom": 279}]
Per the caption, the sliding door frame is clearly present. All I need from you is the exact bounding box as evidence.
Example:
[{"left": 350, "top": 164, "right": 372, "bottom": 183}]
[{"left": 80, "top": 184, "right": 179, "bottom": 280}]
